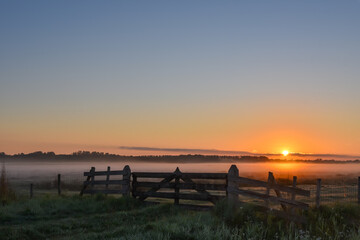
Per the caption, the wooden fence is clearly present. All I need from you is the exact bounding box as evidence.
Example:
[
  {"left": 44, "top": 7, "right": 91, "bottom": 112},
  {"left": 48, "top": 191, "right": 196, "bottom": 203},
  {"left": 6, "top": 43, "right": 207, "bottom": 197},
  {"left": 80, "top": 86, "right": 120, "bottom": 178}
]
[
  {"left": 80, "top": 164, "right": 311, "bottom": 221},
  {"left": 80, "top": 165, "right": 131, "bottom": 196},
  {"left": 227, "top": 165, "right": 310, "bottom": 222},
  {"left": 132, "top": 167, "right": 227, "bottom": 209}
]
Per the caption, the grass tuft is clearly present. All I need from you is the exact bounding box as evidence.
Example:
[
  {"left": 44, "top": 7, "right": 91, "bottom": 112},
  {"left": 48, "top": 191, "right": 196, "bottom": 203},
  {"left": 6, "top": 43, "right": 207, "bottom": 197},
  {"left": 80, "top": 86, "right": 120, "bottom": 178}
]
[{"left": 1, "top": 195, "right": 360, "bottom": 239}]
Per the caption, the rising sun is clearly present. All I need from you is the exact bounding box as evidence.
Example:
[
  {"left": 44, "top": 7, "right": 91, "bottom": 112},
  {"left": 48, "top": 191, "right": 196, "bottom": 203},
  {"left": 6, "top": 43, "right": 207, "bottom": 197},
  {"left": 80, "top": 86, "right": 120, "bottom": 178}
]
[{"left": 282, "top": 150, "right": 289, "bottom": 157}]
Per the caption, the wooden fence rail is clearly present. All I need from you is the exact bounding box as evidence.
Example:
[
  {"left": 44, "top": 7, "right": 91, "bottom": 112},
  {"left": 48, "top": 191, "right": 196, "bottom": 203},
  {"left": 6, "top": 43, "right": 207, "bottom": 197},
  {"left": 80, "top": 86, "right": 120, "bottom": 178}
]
[
  {"left": 132, "top": 167, "right": 226, "bottom": 208},
  {"left": 80, "top": 165, "right": 131, "bottom": 196},
  {"left": 80, "top": 164, "right": 313, "bottom": 221},
  {"left": 227, "top": 165, "right": 310, "bottom": 223}
]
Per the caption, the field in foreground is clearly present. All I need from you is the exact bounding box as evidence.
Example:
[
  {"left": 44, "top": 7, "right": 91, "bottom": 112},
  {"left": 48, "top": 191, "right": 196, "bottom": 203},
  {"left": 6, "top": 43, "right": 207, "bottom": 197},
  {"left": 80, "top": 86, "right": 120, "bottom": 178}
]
[{"left": 1, "top": 195, "right": 360, "bottom": 240}]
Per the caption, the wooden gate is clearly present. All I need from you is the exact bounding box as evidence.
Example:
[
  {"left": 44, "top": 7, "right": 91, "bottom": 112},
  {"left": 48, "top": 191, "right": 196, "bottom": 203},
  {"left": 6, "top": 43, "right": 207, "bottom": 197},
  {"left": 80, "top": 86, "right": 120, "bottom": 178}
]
[
  {"left": 132, "top": 167, "right": 227, "bottom": 209},
  {"left": 79, "top": 164, "right": 311, "bottom": 222}
]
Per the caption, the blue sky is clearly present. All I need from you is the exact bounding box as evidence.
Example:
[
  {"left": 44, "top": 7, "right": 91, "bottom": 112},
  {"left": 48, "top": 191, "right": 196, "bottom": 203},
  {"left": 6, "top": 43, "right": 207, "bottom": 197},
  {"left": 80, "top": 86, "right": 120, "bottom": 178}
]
[{"left": 1, "top": 1, "right": 360, "bottom": 156}]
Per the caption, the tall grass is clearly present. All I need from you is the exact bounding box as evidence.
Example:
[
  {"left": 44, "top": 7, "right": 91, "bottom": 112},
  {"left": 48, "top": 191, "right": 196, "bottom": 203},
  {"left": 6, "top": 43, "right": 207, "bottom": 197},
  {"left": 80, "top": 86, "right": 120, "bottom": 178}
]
[
  {"left": 1, "top": 195, "right": 360, "bottom": 239},
  {"left": 213, "top": 199, "right": 360, "bottom": 240}
]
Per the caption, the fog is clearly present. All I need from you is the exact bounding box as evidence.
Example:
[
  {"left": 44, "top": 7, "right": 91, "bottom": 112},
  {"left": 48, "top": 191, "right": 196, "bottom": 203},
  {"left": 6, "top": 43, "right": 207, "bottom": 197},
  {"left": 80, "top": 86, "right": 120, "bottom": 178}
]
[{"left": 4, "top": 160, "right": 360, "bottom": 182}]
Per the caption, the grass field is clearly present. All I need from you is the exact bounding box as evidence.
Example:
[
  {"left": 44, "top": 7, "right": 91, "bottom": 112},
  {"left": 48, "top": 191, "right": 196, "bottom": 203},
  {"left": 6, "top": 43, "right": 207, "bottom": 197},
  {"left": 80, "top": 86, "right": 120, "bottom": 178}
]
[{"left": 1, "top": 195, "right": 360, "bottom": 240}]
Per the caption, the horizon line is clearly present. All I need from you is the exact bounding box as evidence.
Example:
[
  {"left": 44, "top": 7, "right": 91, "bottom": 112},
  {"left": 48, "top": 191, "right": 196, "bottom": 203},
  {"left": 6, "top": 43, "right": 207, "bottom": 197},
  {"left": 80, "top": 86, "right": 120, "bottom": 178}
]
[{"left": 118, "top": 146, "right": 360, "bottom": 160}]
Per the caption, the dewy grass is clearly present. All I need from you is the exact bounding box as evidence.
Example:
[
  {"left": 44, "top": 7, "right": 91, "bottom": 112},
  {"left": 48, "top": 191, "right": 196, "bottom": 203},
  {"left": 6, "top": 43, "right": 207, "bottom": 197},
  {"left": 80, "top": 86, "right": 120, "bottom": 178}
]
[
  {"left": 1, "top": 195, "right": 360, "bottom": 240},
  {"left": 0, "top": 195, "right": 142, "bottom": 224}
]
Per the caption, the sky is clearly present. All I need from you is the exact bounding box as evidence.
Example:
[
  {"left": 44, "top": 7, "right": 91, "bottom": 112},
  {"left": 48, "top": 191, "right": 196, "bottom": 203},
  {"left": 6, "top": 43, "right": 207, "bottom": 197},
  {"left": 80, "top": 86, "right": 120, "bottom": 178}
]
[{"left": 1, "top": 1, "right": 360, "bottom": 157}]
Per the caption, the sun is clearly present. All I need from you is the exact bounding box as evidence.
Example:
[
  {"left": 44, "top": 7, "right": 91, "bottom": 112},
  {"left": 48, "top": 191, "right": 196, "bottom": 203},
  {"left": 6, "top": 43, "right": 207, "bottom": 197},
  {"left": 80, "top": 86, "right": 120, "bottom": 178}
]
[{"left": 282, "top": 150, "right": 289, "bottom": 157}]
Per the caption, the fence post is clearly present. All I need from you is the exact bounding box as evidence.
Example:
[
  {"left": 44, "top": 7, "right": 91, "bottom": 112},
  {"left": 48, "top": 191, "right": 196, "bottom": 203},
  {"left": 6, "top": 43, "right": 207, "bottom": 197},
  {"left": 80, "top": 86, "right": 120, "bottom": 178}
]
[
  {"left": 132, "top": 173, "right": 137, "bottom": 198},
  {"left": 316, "top": 178, "right": 321, "bottom": 208},
  {"left": 91, "top": 167, "right": 96, "bottom": 195},
  {"left": 292, "top": 176, "right": 297, "bottom": 200},
  {"left": 268, "top": 172, "right": 287, "bottom": 211},
  {"left": 227, "top": 165, "right": 239, "bottom": 203},
  {"left": 57, "top": 174, "right": 61, "bottom": 195},
  {"left": 80, "top": 167, "right": 95, "bottom": 196},
  {"left": 30, "top": 183, "right": 33, "bottom": 199},
  {"left": 174, "top": 167, "right": 181, "bottom": 205},
  {"left": 358, "top": 177, "right": 360, "bottom": 204},
  {"left": 265, "top": 173, "right": 271, "bottom": 208},
  {"left": 122, "top": 165, "right": 131, "bottom": 196},
  {"left": 290, "top": 176, "right": 297, "bottom": 214},
  {"left": 105, "top": 166, "right": 110, "bottom": 196}
]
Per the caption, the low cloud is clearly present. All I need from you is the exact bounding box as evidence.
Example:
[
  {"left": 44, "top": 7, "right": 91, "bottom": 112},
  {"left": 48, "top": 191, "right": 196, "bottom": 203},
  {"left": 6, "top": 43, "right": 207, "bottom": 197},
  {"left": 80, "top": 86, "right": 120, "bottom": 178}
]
[
  {"left": 118, "top": 146, "right": 253, "bottom": 155},
  {"left": 284, "top": 152, "right": 360, "bottom": 159},
  {"left": 118, "top": 146, "right": 360, "bottom": 160}
]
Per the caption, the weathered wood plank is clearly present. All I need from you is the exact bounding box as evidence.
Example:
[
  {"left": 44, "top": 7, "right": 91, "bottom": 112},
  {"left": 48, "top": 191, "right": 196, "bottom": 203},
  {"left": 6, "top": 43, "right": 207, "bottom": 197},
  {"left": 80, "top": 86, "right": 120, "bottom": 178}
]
[
  {"left": 105, "top": 166, "right": 110, "bottom": 193},
  {"left": 174, "top": 167, "right": 180, "bottom": 205},
  {"left": 316, "top": 178, "right": 321, "bottom": 208},
  {"left": 358, "top": 177, "right": 360, "bottom": 204},
  {"left": 181, "top": 173, "right": 227, "bottom": 179},
  {"left": 265, "top": 173, "right": 271, "bottom": 209},
  {"left": 132, "top": 175, "right": 137, "bottom": 198},
  {"left": 57, "top": 174, "right": 61, "bottom": 195},
  {"left": 90, "top": 167, "right": 95, "bottom": 195},
  {"left": 180, "top": 174, "right": 216, "bottom": 204},
  {"left": 122, "top": 165, "right": 131, "bottom": 196},
  {"left": 80, "top": 167, "right": 94, "bottom": 196},
  {"left": 132, "top": 172, "right": 226, "bottom": 179},
  {"left": 84, "top": 170, "right": 124, "bottom": 176},
  {"left": 83, "top": 189, "right": 126, "bottom": 194},
  {"left": 232, "top": 188, "right": 309, "bottom": 209},
  {"left": 83, "top": 180, "right": 127, "bottom": 185},
  {"left": 232, "top": 176, "right": 268, "bottom": 187},
  {"left": 132, "top": 172, "right": 175, "bottom": 178},
  {"left": 231, "top": 177, "right": 310, "bottom": 197},
  {"left": 269, "top": 182, "right": 310, "bottom": 197},
  {"left": 268, "top": 172, "right": 287, "bottom": 211},
  {"left": 290, "top": 176, "right": 297, "bottom": 215},
  {"left": 134, "top": 182, "right": 226, "bottom": 191},
  {"left": 134, "top": 191, "right": 224, "bottom": 201},
  {"left": 138, "top": 174, "right": 175, "bottom": 201},
  {"left": 227, "top": 165, "right": 239, "bottom": 202},
  {"left": 292, "top": 176, "right": 297, "bottom": 201}
]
